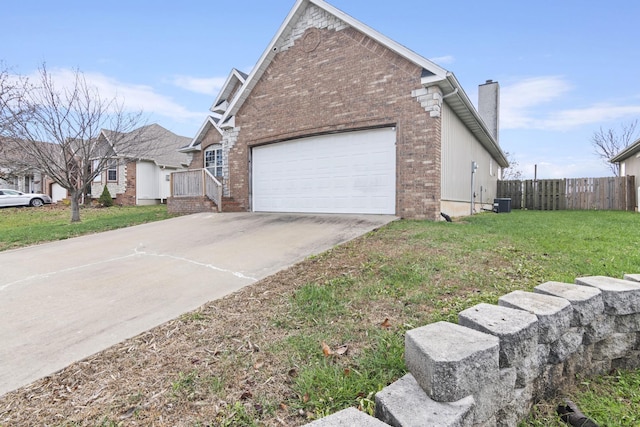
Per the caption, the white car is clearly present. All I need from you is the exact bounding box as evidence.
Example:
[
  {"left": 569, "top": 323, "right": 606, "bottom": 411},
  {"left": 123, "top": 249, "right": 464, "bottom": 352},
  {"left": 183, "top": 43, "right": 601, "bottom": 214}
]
[{"left": 0, "top": 189, "right": 53, "bottom": 207}]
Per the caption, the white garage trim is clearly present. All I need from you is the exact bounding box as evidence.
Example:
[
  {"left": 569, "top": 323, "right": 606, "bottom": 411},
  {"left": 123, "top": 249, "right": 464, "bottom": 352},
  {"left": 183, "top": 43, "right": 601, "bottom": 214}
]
[{"left": 252, "top": 127, "right": 396, "bottom": 214}]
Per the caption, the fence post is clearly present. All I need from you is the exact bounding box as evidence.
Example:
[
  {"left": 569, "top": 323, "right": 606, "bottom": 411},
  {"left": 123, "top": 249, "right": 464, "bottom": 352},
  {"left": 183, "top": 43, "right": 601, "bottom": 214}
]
[{"left": 633, "top": 175, "right": 637, "bottom": 212}]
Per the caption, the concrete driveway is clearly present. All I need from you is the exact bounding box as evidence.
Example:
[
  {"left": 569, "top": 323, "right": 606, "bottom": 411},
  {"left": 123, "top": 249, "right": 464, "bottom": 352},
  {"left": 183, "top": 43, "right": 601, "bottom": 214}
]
[{"left": 0, "top": 212, "right": 395, "bottom": 396}]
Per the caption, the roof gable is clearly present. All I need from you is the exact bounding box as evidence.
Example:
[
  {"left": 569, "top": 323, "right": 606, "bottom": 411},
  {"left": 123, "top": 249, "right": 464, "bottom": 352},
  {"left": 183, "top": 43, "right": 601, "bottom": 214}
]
[
  {"left": 181, "top": 116, "right": 222, "bottom": 152},
  {"left": 221, "top": 0, "right": 448, "bottom": 123},
  {"left": 611, "top": 137, "right": 640, "bottom": 163},
  {"left": 210, "top": 68, "right": 248, "bottom": 114}
]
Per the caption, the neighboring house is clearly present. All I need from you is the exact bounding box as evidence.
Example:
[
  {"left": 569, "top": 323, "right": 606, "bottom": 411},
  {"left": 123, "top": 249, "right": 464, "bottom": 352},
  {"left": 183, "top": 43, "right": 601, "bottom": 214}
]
[
  {"left": 175, "top": 0, "right": 508, "bottom": 219},
  {"left": 611, "top": 137, "right": 640, "bottom": 209},
  {"left": 92, "top": 124, "right": 190, "bottom": 205},
  {"left": 0, "top": 137, "right": 54, "bottom": 197}
]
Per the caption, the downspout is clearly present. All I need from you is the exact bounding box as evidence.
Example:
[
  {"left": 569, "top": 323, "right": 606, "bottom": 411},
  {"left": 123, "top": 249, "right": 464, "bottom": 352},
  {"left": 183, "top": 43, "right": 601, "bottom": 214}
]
[{"left": 471, "top": 161, "right": 478, "bottom": 215}]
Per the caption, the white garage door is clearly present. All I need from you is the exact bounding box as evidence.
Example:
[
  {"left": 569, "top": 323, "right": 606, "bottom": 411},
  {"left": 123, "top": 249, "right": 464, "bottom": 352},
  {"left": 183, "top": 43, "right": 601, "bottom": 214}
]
[{"left": 252, "top": 127, "right": 396, "bottom": 214}]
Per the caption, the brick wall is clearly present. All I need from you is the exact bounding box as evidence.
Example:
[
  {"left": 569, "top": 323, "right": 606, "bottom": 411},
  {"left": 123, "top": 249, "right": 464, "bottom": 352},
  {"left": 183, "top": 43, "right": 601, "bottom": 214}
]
[
  {"left": 228, "top": 25, "right": 442, "bottom": 219},
  {"left": 167, "top": 196, "right": 216, "bottom": 214},
  {"left": 90, "top": 160, "right": 129, "bottom": 203},
  {"left": 114, "top": 161, "right": 137, "bottom": 206},
  {"left": 187, "top": 129, "right": 223, "bottom": 170}
]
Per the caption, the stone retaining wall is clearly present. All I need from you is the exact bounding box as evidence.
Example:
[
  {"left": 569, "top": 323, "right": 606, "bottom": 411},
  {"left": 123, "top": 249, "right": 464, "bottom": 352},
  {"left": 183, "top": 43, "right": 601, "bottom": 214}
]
[{"left": 306, "top": 274, "right": 640, "bottom": 426}]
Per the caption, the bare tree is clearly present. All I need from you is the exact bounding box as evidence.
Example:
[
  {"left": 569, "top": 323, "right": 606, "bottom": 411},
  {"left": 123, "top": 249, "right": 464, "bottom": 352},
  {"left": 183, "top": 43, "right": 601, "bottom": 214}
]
[
  {"left": 0, "top": 63, "right": 29, "bottom": 157},
  {"left": 0, "top": 65, "right": 146, "bottom": 222},
  {"left": 500, "top": 151, "right": 523, "bottom": 180},
  {"left": 592, "top": 120, "right": 639, "bottom": 176}
]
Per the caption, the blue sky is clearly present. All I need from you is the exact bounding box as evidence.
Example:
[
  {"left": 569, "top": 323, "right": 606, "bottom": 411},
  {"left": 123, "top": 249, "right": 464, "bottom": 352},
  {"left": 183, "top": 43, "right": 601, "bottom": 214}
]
[{"left": 4, "top": 0, "right": 640, "bottom": 179}]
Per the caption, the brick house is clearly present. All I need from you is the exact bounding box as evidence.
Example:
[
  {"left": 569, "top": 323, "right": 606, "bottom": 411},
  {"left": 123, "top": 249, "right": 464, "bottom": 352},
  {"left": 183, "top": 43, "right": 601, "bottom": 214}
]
[
  {"left": 92, "top": 124, "right": 190, "bottom": 206},
  {"left": 173, "top": 0, "right": 508, "bottom": 219}
]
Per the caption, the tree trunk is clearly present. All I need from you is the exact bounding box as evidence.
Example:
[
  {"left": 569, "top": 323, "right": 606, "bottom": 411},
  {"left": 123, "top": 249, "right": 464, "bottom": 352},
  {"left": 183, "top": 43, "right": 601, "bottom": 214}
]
[{"left": 70, "top": 190, "right": 82, "bottom": 223}]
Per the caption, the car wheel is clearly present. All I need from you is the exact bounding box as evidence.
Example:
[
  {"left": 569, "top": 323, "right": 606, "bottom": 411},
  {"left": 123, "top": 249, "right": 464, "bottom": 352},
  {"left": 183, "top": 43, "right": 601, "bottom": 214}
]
[{"left": 30, "top": 198, "right": 44, "bottom": 207}]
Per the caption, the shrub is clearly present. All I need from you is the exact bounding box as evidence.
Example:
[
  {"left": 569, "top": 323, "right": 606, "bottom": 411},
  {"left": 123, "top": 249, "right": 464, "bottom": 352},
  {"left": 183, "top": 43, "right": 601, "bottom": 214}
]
[{"left": 98, "top": 185, "right": 114, "bottom": 207}]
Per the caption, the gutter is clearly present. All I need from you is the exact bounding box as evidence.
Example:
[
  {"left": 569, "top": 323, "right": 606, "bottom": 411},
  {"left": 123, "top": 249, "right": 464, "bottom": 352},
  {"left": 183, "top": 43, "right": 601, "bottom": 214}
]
[{"left": 440, "top": 73, "right": 509, "bottom": 168}]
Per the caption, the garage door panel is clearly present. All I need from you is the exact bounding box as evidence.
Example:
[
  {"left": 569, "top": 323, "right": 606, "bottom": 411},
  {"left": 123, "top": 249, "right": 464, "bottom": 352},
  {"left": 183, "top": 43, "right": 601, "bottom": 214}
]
[{"left": 252, "top": 128, "right": 396, "bottom": 214}]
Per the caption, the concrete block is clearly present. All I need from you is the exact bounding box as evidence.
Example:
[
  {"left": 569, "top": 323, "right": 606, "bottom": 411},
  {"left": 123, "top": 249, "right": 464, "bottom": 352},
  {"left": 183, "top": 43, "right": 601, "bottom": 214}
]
[
  {"left": 623, "top": 273, "right": 640, "bottom": 282},
  {"left": 592, "top": 332, "right": 638, "bottom": 361},
  {"left": 590, "top": 359, "right": 612, "bottom": 377},
  {"left": 548, "top": 327, "right": 584, "bottom": 364},
  {"left": 538, "top": 362, "right": 565, "bottom": 400},
  {"left": 563, "top": 345, "right": 591, "bottom": 381},
  {"left": 535, "top": 281, "right": 604, "bottom": 326},
  {"left": 575, "top": 276, "right": 640, "bottom": 315},
  {"left": 583, "top": 314, "right": 616, "bottom": 345},
  {"left": 375, "top": 374, "right": 474, "bottom": 427},
  {"left": 611, "top": 351, "right": 640, "bottom": 370},
  {"left": 458, "top": 303, "right": 538, "bottom": 386},
  {"left": 498, "top": 291, "right": 572, "bottom": 343},
  {"left": 615, "top": 313, "right": 640, "bottom": 333},
  {"left": 474, "top": 416, "right": 496, "bottom": 427},
  {"left": 472, "top": 368, "right": 516, "bottom": 424},
  {"left": 405, "top": 321, "right": 500, "bottom": 402},
  {"left": 536, "top": 343, "right": 550, "bottom": 369},
  {"left": 506, "top": 385, "right": 535, "bottom": 422},
  {"left": 304, "top": 407, "right": 388, "bottom": 426},
  {"left": 495, "top": 408, "right": 519, "bottom": 427}
]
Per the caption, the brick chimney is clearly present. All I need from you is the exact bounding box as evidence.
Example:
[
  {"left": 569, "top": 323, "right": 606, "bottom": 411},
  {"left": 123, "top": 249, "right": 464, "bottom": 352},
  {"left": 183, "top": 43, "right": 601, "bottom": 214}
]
[{"left": 478, "top": 80, "right": 500, "bottom": 143}]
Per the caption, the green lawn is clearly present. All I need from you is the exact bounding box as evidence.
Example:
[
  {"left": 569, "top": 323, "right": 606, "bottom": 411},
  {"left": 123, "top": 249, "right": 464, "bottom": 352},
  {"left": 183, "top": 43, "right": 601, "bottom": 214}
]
[
  {"left": 283, "top": 210, "right": 640, "bottom": 425},
  {"left": 0, "top": 204, "right": 176, "bottom": 251}
]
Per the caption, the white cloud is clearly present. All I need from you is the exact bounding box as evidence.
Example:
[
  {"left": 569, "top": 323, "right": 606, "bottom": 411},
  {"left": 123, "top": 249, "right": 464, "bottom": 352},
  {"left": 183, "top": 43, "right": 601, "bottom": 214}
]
[
  {"left": 501, "top": 76, "right": 572, "bottom": 129},
  {"left": 27, "top": 68, "right": 204, "bottom": 122},
  {"left": 429, "top": 55, "right": 455, "bottom": 66},
  {"left": 544, "top": 104, "right": 640, "bottom": 129},
  {"left": 172, "top": 75, "right": 226, "bottom": 96},
  {"left": 517, "top": 157, "right": 611, "bottom": 180},
  {"left": 501, "top": 76, "right": 640, "bottom": 131}
]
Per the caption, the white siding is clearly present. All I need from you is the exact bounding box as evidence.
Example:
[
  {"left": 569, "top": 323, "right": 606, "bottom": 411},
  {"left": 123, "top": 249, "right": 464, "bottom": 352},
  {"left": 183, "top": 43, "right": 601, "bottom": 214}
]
[
  {"left": 136, "top": 161, "right": 159, "bottom": 202},
  {"left": 441, "top": 102, "right": 499, "bottom": 209},
  {"left": 158, "top": 168, "right": 173, "bottom": 201},
  {"left": 622, "top": 154, "right": 640, "bottom": 179},
  {"left": 621, "top": 154, "right": 640, "bottom": 210}
]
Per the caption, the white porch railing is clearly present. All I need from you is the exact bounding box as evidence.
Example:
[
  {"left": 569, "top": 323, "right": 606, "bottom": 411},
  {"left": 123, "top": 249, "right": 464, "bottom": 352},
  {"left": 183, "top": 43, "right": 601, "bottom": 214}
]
[{"left": 171, "top": 169, "right": 222, "bottom": 212}]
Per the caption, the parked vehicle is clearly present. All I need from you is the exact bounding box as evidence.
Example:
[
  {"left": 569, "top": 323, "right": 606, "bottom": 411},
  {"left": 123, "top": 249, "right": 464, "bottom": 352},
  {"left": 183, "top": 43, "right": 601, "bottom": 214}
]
[{"left": 0, "top": 189, "right": 52, "bottom": 207}]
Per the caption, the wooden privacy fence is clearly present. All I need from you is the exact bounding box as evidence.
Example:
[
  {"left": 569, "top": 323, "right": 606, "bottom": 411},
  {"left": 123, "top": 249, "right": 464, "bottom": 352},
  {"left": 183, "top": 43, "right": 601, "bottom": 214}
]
[{"left": 497, "top": 176, "right": 636, "bottom": 211}]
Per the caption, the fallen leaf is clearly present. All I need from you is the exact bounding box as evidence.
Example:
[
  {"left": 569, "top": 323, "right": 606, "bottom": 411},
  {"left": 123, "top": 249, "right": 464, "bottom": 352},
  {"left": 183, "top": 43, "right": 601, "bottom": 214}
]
[
  {"left": 380, "top": 318, "right": 391, "bottom": 328},
  {"left": 303, "top": 393, "right": 309, "bottom": 403},
  {"left": 279, "top": 402, "right": 288, "bottom": 411},
  {"left": 334, "top": 345, "right": 348, "bottom": 355},
  {"left": 321, "top": 341, "right": 333, "bottom": 357},
  {"left": 240, "top": 390, "right": 253, "bottom": 400},
  {"left": 344, "top": 368, "right": 351, "bottom": 376}
]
